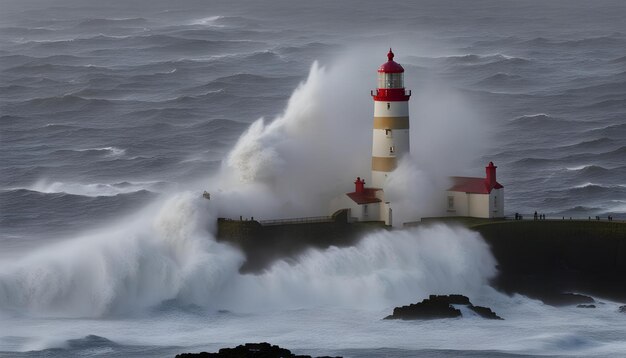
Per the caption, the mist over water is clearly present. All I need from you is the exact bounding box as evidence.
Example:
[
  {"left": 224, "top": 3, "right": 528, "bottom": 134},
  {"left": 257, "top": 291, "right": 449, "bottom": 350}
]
[
  {"left": 0, "top": 190, "right": 503, "bottom": 353},
  {"left": 0, "top": 60, "right": 502, "bottom": 354},
  {"left": 1, "top": 0, "right": 625, "bottom": 356}
]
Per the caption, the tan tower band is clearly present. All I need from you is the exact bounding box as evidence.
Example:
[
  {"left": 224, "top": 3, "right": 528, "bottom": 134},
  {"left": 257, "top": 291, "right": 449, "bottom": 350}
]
[
  {"left": 373, "top": 116, "right": 410, "bottom": 129},
  {"left": 372, "top": 156, "right": 397, "bottom": 172}
]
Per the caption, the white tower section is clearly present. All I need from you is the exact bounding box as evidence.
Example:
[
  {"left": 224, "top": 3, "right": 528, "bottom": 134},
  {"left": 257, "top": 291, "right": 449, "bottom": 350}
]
[{"left": 370, "top": 49, "right": 411, "bottom": 188}]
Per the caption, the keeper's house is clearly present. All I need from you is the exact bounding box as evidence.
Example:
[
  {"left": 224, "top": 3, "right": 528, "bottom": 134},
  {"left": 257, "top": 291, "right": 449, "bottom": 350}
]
[{"left": 446, "top": 162, "right": 504, "bottom": 218}]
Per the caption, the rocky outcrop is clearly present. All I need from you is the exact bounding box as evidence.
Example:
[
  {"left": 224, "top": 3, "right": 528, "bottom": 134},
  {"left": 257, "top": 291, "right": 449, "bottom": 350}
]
[
  {"left": 577, "top": 304, "right": 596, "bottom": 308},
  {"left": 540, "top": 293, "right": 595, "bottom": 306},
  {"left": 175, "top": 342, "right": 340, "bottom": 358},
  {"left": 619, "top": 305, "right": 626, "bottom": 313},
  {"left": 384, "top": 295, "right": 503, "bottom": 320}
]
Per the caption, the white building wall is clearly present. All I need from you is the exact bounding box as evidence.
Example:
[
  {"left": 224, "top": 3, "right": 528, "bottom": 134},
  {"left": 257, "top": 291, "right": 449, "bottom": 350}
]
[
  {"left": 329, "top": 194, "right": 383, "bottom": 223},
  {"left": 468, "top": 193, "right": 490, "bottom": 218},
  {"left": 375, "top": 190, "right": 392, "bottom": 226},
  {"left": 446, "top": 191, "right": 469, "bottom": 216},
  {"left": 489, "top": 188, "right": 505, "bottom": 218},
  {"left": 360, "top": 202, "right": 381, "bottom": 222},
  {"left": 380, "top": 202, "right": 391, "bottom": 226},
  {"left": 447, "top": 190, "right": 504, "bottom": 218}
]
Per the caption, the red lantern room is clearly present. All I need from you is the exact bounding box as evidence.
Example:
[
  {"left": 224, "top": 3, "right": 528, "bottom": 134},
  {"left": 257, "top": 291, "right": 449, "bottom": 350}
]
[{"left": 372, "top": 48, "right": 411, "bottom": 101}]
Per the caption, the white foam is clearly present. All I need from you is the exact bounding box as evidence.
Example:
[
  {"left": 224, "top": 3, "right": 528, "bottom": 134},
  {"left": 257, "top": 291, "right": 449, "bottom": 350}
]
[
  {"left": 566, "top": 165, "right": 590, "bottom": 171},
  {"left": 189, "top": 16, "right": 224, "bottom": 26},
  {"left": 0, "top": 55, "right": 624, "bottom": 357},
  {"left": 573, "top": 182, "right": 596, "bottom": 188},
  {"left": 28, "top": 180, "right": 168, "bottom": 197},
  {"left": 223, "top": 224, "right": 496, "bottom": 311},
  {"left": 76, "top": 146, "right": 126, "bottom": 157},
  {"left": 0, "top": 193, "right": 243, "bottom": 317},
  {"left": 0, "top": 185, "right": 496, "bottom": 317}
]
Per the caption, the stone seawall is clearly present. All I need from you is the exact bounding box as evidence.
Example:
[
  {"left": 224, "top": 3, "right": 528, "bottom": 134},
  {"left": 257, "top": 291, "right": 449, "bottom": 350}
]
[
  {"left": 473, "top": 220, "right": 626, "bottom": 303},
  {"left": 216, "top": 215, "right": 626, "bottom": 302},
  {"left": 216, "top": 210, "right": 387, "bottom": 272}
]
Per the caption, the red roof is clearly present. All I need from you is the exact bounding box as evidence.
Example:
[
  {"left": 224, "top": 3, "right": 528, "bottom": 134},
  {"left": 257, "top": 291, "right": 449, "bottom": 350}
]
[
  {"left": 448, "top": 176, "right": 503, "bottom": 194},
  {"left": 347, "top": 188, "right": 382, "bottom": 205},
  {"left": 378, "top": 49, "right": 404, "bottom": 73}
]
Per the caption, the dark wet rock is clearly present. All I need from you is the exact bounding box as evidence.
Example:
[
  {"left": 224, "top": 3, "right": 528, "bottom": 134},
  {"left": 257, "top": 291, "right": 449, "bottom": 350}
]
[
  {"left": 619, "top": 305, "right": 626, "bottom": 313},
  {"left": 438, "top": 294, "right": 471, "bottom": 305},
  {"left": 175, "top": 342, "right": 341, "bottom": 358},
  {"left": 384, "top": 294, "right": 503, "bottom": 320},
  {"left": 541, "top": 293, "right": 595, "bottom": 306},
  {"left": 66, "top": 335, "right": 118, "bottom": 348},
  {"left": 577, "top": 304, "right": 596, "bottom": 308},
  {"left": 385, "top": 295, "right": 462, "bottom": 320}
]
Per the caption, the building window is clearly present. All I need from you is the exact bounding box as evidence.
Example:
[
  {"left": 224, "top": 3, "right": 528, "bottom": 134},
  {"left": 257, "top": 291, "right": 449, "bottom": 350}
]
[
  {"left": 363, "top": 204, "right": 368, "bottom": 216},
  {"left": 389, "top": 146, "right": 395, "bottom": 154},
  {"left": 494, "top": 196, "right": 497, "bottom": 207},
  {"left": 385, "top": 129, "right": 392, "bottom": 137},
  {"left": 387, "top": 103, "right": 390, "bottom": 110},
  {"left": 448, "top": 196, "right": 454, "bottom": 209}
]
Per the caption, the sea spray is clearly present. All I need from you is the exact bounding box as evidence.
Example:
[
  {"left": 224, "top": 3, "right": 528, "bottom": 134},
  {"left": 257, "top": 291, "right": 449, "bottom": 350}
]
[
  {"left": 409, "top": 82, "right": 490, "bottom": 177},
  {"left": 385, "top": 156, "right": 449, "bottom": 226},
  {"left": 215, "top": 61, "right": 372, "bottom": 220},
  {"left": 220, "top": 224, "right": 497, "bottom": 311},
  {"left": 0, "top": 193, "right": 244, "bottom": 317},
  {"left": 214, "top": 55, "right": 487, "bottom": 223},
  {"left": 0, "top": 59, "right": 496, "bottom": 317},
  {"left": 0, "top": 200, "right": 496, "bottom": 316}
]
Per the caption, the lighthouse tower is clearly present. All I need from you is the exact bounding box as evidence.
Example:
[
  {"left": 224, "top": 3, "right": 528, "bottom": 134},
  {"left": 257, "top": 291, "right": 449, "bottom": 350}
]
[
  {"left": 329, "top": 49, "right": 411, "bottom": 226},
  {"left": 370, "top": 48, "right": 411, "bottom": 188}
]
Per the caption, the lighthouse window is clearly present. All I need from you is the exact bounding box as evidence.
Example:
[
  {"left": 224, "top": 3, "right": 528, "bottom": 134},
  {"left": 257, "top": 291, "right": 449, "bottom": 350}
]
[
  {"left": 385, "top": 129, "right": 392, "bottom": 137},
  {"left": 378, "top": 73, "right": 404, "bottom": 89},
  {"left": 448, "top": 196, "right": 454, "bottom": 209},
  {"left": 363, "top": 204, "right": 368, "bottom": 216},
  {"left": 389, "top": 146, "right": 395, "bottom": 154},
  {"left": 387, "top": 103, "right": 390, "bottom": 110},
  {"left": 386, "top": 75, "right": 393, "bottom": 88},
  {"left": 494, "top": 196, "right": 497, "bottom": 207}
]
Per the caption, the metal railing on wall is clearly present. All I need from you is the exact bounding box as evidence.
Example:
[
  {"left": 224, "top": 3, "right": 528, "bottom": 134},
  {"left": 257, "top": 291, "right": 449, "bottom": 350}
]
[{"left": 507, "top": 213, "right": 622, "bottom": 222}]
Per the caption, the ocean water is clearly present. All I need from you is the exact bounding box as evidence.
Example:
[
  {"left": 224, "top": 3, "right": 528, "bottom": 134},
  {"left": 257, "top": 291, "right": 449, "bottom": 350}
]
[{"left": 1, "top": 0, "right": 625, "bottom": 357}]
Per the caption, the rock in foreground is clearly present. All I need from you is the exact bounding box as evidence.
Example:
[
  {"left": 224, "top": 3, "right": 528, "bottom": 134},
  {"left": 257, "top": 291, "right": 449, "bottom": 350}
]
[
  {"left": 539, "top": 292, "right": 595, "bottom": 306},
  {"left": 385, "top": 294, "right": 503, "bottom": 320},
  {"left": 577, "top": 304, "right": 596, "bottom": 308},
  {"left": 175, "top": 342, "right": 340, "bottom": 358}
]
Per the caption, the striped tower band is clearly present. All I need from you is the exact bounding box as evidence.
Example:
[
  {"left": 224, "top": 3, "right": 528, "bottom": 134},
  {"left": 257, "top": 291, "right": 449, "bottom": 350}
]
[{"left": 371, "top": 100, "right": 410, "bottom": 188}]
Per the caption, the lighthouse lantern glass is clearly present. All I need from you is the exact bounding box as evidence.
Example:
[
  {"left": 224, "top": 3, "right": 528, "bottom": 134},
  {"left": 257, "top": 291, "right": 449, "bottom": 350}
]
[{"left": 378, "top": 73, "right": 403, "bottom": 89}]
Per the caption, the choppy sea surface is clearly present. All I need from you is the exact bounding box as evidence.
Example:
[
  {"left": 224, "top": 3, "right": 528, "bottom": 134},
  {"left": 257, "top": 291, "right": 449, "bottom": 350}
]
[{"left": 1, "top": 0, "right": 625, "bottom": 357}]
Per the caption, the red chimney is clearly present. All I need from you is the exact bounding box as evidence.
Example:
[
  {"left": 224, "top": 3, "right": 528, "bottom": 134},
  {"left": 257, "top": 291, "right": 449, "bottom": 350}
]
[
  {"left": 354, "top": 177, "right": 365, "bottom": 193},
  {"left": 485, "top": 162, "right": 497, "bottom": 188}
]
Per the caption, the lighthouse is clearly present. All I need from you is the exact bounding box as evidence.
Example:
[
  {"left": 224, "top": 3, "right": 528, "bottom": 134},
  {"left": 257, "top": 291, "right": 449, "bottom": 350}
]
[
  {"left": 329, "top": 49, "right": 411, "bottom": 226},
  {"left": 370, "top": 48, "right": 411, "bottom": 188}
]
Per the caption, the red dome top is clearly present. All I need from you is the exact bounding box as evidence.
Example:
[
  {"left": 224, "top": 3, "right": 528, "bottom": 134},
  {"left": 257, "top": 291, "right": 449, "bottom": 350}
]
[{"left": 377, "top": 48, "right": 404, "bottom": 73}]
